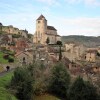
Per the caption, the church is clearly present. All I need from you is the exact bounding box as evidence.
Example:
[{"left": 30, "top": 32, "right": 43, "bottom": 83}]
[{"left": 33, "top": 15, "right": 61, "bottom": 44}]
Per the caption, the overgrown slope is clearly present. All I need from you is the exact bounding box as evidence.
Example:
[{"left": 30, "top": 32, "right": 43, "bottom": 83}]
[{"left": 62, "top": 35, "right": 100, "bottom": 47}]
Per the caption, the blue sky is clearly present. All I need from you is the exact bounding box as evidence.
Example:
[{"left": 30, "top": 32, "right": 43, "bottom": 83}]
[{"left": 0, "top": 0, "right": 100, "bottom": 36}]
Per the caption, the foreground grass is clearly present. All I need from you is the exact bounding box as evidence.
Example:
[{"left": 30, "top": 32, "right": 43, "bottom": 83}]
[
  {"left": 35, "top": 94, "right": 61, "bottom": 100},
  {"left": 0, "top": 71, "right": 17, "bottom": 100}
]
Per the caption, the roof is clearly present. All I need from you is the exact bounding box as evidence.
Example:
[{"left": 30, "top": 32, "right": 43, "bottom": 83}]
[
  {"left": 0, "top": 23, "right": 2, "bottom": 26},
  {"left": 37, "top": 14, "right": 47, "bottom": 20},
  {"left": 47, "top": 26, "right": 57, "bottom": 31},
  {"left": 87, "top": 50, "right": 98, "bottom": 53}
]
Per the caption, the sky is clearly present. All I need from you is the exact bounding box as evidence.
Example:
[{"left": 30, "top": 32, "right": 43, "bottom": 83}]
[{"left": 0, "top": 0, "right": 100, "bottom": 36}]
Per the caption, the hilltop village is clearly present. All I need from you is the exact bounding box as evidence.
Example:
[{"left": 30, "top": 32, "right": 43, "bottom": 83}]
[{"left": 0, "top": 15, "right": 100, "bottom": 89}]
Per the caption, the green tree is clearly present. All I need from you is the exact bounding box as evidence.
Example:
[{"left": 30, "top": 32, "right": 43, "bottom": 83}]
[
  {"left": 68, "top": 77, "right": 99, "bottom": 100},
  {"left": 46, "top": 37, "right": 50, "bottom": 44},
  {"left": 11, "top": 67, "right": 34, "bottom": 100},
  {"left": 56, "top": 41, "right": 62, "bottom": 61},
  {"left": 49, "top": 63, "right": 70, "bottom": 97}
]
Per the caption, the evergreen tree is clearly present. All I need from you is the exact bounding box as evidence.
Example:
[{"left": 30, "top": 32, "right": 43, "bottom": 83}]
[
  {"left": 49, "top": 63, "right": 70, "bottom": 97},
  {"left": 68, "top": 77, "right": 99, "bottom": 100},
  {"left": 56, "top": 41, "right": 62, "bottom": 60},
  {"left": 11, "top": 67, "right": 34, "bottom": 100}
]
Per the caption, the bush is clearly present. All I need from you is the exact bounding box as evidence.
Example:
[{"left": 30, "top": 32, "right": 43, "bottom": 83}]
[
  {"left": 12, "top": 34, "right": 21, "bottom": 38},
  {"left": 68, "top": 77, "right": 99, "bottom": 100},
  {"left": 49, "top": 63, "right": 70, "bottom": 97},
  {"left": 11, "top": 67, "right": 34, "bottom": 100},
  {"left": 3, "top": 54, "right": 9, "bottom": 59},
  {"left": 8, "top": 58, "right": 14, "bottom": 63}
]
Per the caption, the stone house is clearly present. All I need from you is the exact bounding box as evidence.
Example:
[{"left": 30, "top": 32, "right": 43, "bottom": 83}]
[
  {"left": 15, "top": 51, "right": 33, "bottom": 65},
  {"left": 85, "top": 50, "right": 98, "bottom": 62},
  {"left": 64, "top": 43, "right": 86, "bottom": 61},
  {"left": 33, "top": 15, "right": 61, "bottom": 44}
]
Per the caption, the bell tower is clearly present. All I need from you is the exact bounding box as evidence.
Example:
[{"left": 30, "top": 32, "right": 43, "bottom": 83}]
[{"left": 33, "top": 15, "right": 48, "bottom": 44}]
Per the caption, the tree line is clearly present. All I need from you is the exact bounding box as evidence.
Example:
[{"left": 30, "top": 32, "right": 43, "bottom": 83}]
[{"left": 9, "top": 62, "right": 100, "bottom": 100}]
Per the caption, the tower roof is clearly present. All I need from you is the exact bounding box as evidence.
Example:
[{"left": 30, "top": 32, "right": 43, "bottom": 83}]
[{"left": 37, "top": 14, "right": 47, "bottom": 20}]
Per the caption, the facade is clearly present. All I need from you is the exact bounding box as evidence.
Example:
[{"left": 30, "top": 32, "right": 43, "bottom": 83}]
[
  {"left": 33, "top": 15, "right": 61, "bottom": 44},
  {"left": 15, "top": 51, "right": 33, "bottom": 65},
  {"left": 1, "top": 25, "right": 28, "bottom": 38},
  {"left": 64, "top": 43, "right": 86, "bottom": 61},
  {"left": 85, "top": 50, "right": 97, "bottom": 62}
]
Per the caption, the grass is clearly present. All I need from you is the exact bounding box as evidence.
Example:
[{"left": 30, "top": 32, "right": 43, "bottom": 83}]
[
  {"left": 0, "top": 52, "right": 8, "bottom": 64},
  {"left": 34, "top": 94, "right": 61, "bottom": 100},
  {"left": 0, "top": 71, "right": 17, "bottom": 100},
  {"left": 0, "top": 66, "right": 4, "bottom": 73}
]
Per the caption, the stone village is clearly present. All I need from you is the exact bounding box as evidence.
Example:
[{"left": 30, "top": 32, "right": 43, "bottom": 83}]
[{"left": 0, "top": 15, "right": 100, "bottom": 90}]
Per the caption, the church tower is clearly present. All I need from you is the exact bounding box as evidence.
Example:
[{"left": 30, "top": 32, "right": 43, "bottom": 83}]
[
  {"left": 33, "top": 15, "right": 47, "bottom": 44},
  {"left": 33, "top": 15, "right": 61, "bottom": 44}
]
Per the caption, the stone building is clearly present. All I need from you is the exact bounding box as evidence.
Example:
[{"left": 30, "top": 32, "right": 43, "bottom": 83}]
[
  {"left": 1, "top": 25, "right": 28, "bottom": 38},
  {"left": 85, "top": 50, "right": 98, "bottom": 62},
  {"left": 33, "top": 15, "right": 61, "bottom": 44},
  {"left": 15, "top": 51, "right": 33, "bottom": 65},
  {"left": 64, "top": 43, "right": 86, "bottom": 61}
]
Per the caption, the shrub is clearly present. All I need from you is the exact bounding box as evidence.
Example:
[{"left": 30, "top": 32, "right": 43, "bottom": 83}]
[
  {"left": 3, "top": 54, "right": 9, "bottom": 59},
  {"left": 49, "top": 63, "right": 70, "bottom": 97},
  {"left": 8, "top": 58, "right": 14, "bottom": 63},
  {"left": 68, "top": 77, "right": 99, "bottom": 100},
  {"left": 11, "top": 67, "right": 34, "bottom": 100}
]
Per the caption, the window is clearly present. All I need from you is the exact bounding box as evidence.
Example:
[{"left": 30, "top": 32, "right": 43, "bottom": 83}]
[
  {"left": 38, "top": 21, "right": 40, "bottom": 23},
  {"left": 23, "top": 57, "right": 25, "bottom": 61}
]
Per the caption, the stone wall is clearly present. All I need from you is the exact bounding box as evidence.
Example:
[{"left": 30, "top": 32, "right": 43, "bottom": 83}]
[{"left": 1, "top": 25, "right": 28, "bottom": 38}]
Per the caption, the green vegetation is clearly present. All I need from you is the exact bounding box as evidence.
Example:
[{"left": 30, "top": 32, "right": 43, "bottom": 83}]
[
  {"left": 0, "top": 52, "right": 8, "bottom": 64},
  {"left": 12, "top": 34, "right": 21, "bottom": 38},
  {"left": 0, "top": 50, "right": 15, "bottom": 64},
  {"left": 0, "top": 71, "right": 17, "bottom": 100},
  {"left": 0, "top": 66, "right": 4, "bottom": 73},
  {"left": 1, "top": 63, "right": 98, "bottom": 100},
  {"left": 49, "top": 63, "right": 70, "bottom": 98},
  {"left": 62, "top": 35, "right": 100, "bottom": 47},
  {"left": 68, "top": 77, "right": 99, "bottom": 100},
  {"left": 56, "top": 41, "right": 62, "bottom": 60},
  {"left": 11, "top": 67, "right": 34, "bottom": 100}
]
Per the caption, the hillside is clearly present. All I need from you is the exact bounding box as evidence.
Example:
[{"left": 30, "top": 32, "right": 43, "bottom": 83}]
[{"left": 62, "top": 35, "right": 100, "bottom": 47}]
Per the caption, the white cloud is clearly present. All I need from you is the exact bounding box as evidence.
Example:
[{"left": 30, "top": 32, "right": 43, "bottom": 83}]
[
  {"left": 65, "top": 0, "right": 100, "bottom": 6},
  {"left": 51, "top": 17, "right": 100, "bottom": 36}
]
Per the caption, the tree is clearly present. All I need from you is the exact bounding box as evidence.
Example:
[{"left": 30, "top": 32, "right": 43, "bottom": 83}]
[
  {"left": 11, "top": 67, "right": 34, "bottom": 100},
  {"left": 49, "top": 63, "right": 70, "bottom": 97},
  {"left": 56, "top": 41, "right": 62, "bottom": 61},
  {"left": 46, "top": 37, "right": 50, "bottom": 44},
  {"left": 8, "top": 58, "right": 14, "bottom": 63},
  {"left": 68, "top": 77, "right": 99, "bottom": 100}
]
